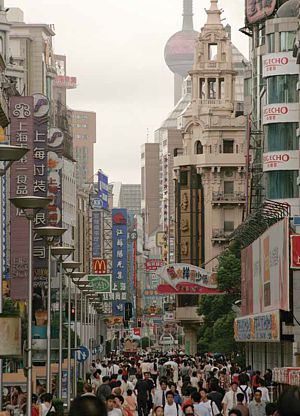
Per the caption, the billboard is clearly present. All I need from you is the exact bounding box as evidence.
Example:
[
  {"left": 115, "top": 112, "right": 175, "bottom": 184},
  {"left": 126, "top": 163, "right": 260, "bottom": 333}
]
[
  {"left": 241, "top": 218, "right": 289, "bottom": 316},
  {"left": 291, "top": 235, "right": 300, "bottom": 269},
  {"left": 54, "top": 76, "right": 77, "bottom": 89},
  {"left": 234, "top": 310, "right": 280, "bottom": 342},
  {"left": 263, "top": 103, "right": 299, "bottom": 125},
  {"left": 263, "top": 151, "right": 299, "bottom": 172},
  {"left": 112, "top": 209, "right": 128, "bottom": 316},
  {"left": 156, "top": 263, "right": 224, "bottom": 295},
  {"left": 98, "top": 170, "right": 109, "bottom": 209},
  {"left": 92, "top": 258, "right": 107, "bottom": 275},
  {"left": 92, "top": 211, "right": 101, "bottom": 258},
  {"left": 263, "top": 52, "right": 298, "bottom": 78},
  {"left": 88, "top": 275, "right": 112, "bottom": 293},
  {"left": 145, "top": 259, "right": 165, "bottom": 272},
  {"left": 10, "top": 96, "right": 35, "bottom": 299},
  {"left": 245, "top": 0, "right": 277, "bottom": 24}
]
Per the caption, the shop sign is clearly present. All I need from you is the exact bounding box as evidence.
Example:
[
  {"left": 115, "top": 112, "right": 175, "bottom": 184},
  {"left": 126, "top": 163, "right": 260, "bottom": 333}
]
[
  {"left": 156, "top": 263, "right": 224, "bottom": 295},
  {"left": 234, "top": 310, "right": 280, "bottom": 342},
  {"left": 263, "top": 103, "right": 299, "bottom": 125},
  {"left": 263, "top": 52, "right": 298, "bottom": 77},
  {"left": 145, "top": 259, "right": 165, "bottom": 271},
  {"left": 133, "top": 328, "right": 141, "bottom": 336},
  {"left": 246, "top": 0, "right": 276, "bottom": 24},
  {"left": 92, "top": 258, "right": 107, "bottom": 275},
  {"left": 263, "top": 151, "right": 299, "bottom": 172},
  {"left": 291, "top": 235, "right": 300, "bottom": 269},
  {"left": 88, "top": 275, "right": 112, "bottom": 293}
]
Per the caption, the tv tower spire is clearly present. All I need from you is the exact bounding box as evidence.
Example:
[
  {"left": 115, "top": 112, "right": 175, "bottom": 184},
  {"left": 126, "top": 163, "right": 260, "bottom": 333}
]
[{"left": 182, "top": 0, "right": 194, "bottom": 31}]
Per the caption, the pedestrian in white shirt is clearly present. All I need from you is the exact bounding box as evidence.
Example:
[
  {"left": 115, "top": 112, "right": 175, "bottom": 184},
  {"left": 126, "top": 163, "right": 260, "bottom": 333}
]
[
  {"left": 257, "top": 379, "right": 270, "bottom": 402},
  {"left": 222, "top": 382, "right": 239, "bottom": 416},
  {"left": 164, "top": 391, "right": 183, "bottom": 416},
  {"left": 199, "top": 389, "right": 219, "bottom": 416},
  {"left": 238, "top": 384, "right": 252, "bottom": 404}
]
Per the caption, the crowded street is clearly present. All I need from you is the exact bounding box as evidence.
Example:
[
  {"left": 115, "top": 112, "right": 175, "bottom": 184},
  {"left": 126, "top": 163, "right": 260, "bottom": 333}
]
[{"left": 0, "top": 0, "right": 299, "bottom": 414}]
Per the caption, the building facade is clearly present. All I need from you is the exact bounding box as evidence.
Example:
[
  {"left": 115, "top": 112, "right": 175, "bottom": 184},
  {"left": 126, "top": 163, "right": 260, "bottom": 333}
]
[
  {"left": 173, "top": 0, "right": 247, "bottom": 354},
  {"left": 118, "top": 184, "right": 141, "bottom": 216}
]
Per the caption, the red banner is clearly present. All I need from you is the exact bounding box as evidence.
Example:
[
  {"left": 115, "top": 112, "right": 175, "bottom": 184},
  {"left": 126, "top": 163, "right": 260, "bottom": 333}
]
[
  {"left": 133, "top": 328, "right": 141, "bottom": 336},
  {"left": 291, "top": 235, "right": 300, "bottom": 269},
  {"left": 145, "top": 259, "right": 164, "bottom": 272}
]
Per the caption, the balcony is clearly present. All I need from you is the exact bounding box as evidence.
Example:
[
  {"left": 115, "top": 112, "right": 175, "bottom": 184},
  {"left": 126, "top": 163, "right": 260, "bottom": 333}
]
[
  {"left": 211, "top": 228, "right": 232, "bottom": 243},
  {"left": 175, "top": 306, "right": 203, "bottom": 323},
  {"left": 212, "top": 192, "right": 246, "bottom": 205},
  {"left": 174, "top": 152, "right": 245, "bottom": 169}
]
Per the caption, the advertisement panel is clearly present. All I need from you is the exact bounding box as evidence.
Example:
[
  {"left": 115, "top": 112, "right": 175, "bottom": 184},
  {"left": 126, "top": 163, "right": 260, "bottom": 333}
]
[
  {"left": 88, "top": 275, "right": 112, "bottom": 293},
  {"left": 156, "top": 264, "right": 224, "bottom": 295},
  {"left": 0, "top": 316, "right": 21, "bottom": 356},
  {"left": 291, "top": 235, "right": 300, "bottom": 269},
  {"left": 54, "top": 76, "right": 77, "bottom": 89},
  {"left": 47, "top": 128, "right": 63, "bottom": 227},
  {"left": 92, "top": 258, "right": 107, "bottom": 275},
  {"left": 234, "top": 310, "right": 280, "bottom": 342},
  {"left": 112, "top": 209, "right": 128, "bottom": 316},
  {"left": 245, "top": 0, "right": 277, "bottom": 24},
  {"left": 263, "top": 52, "right": 298, "bottom": 78},
  {"left": 145, "top": 259, "right": 165, "bottom": 272},
  {"left": 241, "top": 218, "right": 289, "bottom": 316},
  {"left": 263, "top": 103, "right": 299, "bottom": 125},
  {"left": 98, "top": 170, "right": 109, "bottom": 209},
  {"left": 263, "top": 151, "right": 299, "bottom": 172},
  {"left": 10, "top": 96, "right": 35, "bottom": 299},
  {"left": 92, "top": 211, "right": 101, "bottom": 258}
]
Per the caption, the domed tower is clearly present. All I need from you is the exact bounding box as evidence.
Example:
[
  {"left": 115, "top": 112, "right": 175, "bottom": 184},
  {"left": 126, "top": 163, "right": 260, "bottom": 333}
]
[{"left": 164, "top": 0, "right": 198, "bottom": 104}]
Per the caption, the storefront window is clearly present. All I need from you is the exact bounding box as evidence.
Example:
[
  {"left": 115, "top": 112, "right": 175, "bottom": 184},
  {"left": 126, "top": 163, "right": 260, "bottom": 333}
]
[
  {"left": 265, "top": 123, "right": 298, "bottom": 151},
  {"left": 266, "top": 170, "right": 298, "bottom": 199},
  {"left": 267, "top": 33, "right": 275, "bottom": 53},
  {"left": 267, "top": 75, "right": 298, "bottom": 104},
  {"left": 280, "top": 31, "right": 296, "bottom": 52}
]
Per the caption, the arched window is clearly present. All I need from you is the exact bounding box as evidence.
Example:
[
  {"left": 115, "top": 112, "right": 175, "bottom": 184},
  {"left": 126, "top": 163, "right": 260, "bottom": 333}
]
[{"left": 195, "top": 140, "right": 203, "bottom": 154}]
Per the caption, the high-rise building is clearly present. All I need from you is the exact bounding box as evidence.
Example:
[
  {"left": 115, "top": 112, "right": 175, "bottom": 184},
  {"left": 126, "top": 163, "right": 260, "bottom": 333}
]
[
  {"left": 70, "top": 109, "right": 96, "bottom": 186},
  {"left": 141, "top": 143, "right": 160, "bottom": 240},
  {"left": 172, "top": 0, "right": 247, "bottom": 354},
  {"left": 118, "top": 184, "right": 141, "bottom": 216}
]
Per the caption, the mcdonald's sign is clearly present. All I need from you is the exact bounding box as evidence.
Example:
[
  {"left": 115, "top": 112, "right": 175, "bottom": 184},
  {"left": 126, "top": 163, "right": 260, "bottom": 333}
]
[{"left": 92, "top": 258, "right": 108, "bottom": 275}]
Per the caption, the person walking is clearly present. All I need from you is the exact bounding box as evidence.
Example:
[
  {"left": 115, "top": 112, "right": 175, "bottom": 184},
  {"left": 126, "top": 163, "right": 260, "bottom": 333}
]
[
  {"left": 249, "top": 391, "right": 266, "bottom": 416},
  {"left": 164, "top": 391, "right": 183, "bottom": 416},
  {"left": 135, "top": 374, "right": 149, "bottom": 416},
  {"left": 153, "top": 380, "right": 168, "bottom": 408},
  {"left": 233, "top": 393, "right": 249, "bottom": 416},
  {"left": 222, "top": 382, "right": 239, "bottom": 416}
]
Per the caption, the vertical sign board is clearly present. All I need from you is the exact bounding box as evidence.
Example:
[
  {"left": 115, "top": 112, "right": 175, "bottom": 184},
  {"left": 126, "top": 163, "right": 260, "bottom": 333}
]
[
  {"left": 32, "top": 94, "right": 50, "bottom": 299},
  {"left": 92, "top": 211, "right": 101, "bottom": 258},
  {"left": 111, "top": 209, "right": 128, "bottom": 316},
  {"left": 291, "top": 235, "right": 300, "bottom": 269},
  {"left": 98, "top": 170, "right": 108, "bottom": 209},
  {"left": 10, "top": 97, "right": 35, "bottom": 299}
]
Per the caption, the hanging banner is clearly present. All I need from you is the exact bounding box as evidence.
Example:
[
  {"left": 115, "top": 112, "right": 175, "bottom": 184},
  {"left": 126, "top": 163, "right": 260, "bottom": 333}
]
[
  {"left": 234, "top": 310, "right": 280, "bottom": 342},
  {"left": 245, "top": 0, "right": 276, "bottom": 24},
  {"left": 263, "top": 103, "right": 299, "bottom": 125},
  {"left": 263, "top": 150, "right": 299, "bottom": 172},
  {"left": 156, "top": 263, "right": 224, "bottom": 295},
  {"left": 291, "top": 235, "right": 300, "bottom": 269}
]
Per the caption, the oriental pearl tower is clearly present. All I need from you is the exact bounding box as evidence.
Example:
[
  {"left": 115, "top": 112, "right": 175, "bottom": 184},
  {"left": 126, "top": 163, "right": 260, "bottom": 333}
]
[{"left": 164, "top": 0, "right": 198, "bottom": 105}]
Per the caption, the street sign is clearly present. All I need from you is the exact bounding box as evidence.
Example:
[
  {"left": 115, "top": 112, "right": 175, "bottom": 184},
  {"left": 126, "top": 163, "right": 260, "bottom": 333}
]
[
  {"left": 88, "top": 274, "right": 112, "bottom": 293},
  {"left": 76, "top": 346, "right": 90, "bottom": 363}
]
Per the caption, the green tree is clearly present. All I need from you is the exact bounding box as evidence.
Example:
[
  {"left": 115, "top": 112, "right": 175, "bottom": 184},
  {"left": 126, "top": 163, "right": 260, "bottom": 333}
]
[{"left": 197, "top": 241, "right": 243, "bottom": 356}]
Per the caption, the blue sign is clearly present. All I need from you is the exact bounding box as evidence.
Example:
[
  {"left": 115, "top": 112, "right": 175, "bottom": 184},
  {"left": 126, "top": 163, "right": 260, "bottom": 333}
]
[
  {"left": 98, "top": 170, "right": 108, "bottom": 210},
  {"left": 92, "top": 211, "right": 101, "bottom": 258},
  {"left": 76, "top": 345, "right": 90, "bottom": 363},
  {"left": 112, "top": 209, "right": 128, "bottom": 316}
]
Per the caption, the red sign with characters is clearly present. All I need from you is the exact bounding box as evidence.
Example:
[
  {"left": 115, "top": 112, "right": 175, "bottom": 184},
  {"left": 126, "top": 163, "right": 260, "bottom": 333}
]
[
  {"left": 93, "top": 258, "right": 108, "bottom": 275},
  {"left": 133, "top": 328, "right": 141, "bottom": 336},
  {"left": 291, "top": 235, "right": 300, "bottom": 269},
  {"left": 145, "top": 259, "right": 165, "bottom": 272}
]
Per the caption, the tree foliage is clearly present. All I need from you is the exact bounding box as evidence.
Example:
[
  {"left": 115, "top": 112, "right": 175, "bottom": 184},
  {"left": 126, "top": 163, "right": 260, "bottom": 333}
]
[{"left": 197, "top": 241, "right": 243, "bottom": 356}]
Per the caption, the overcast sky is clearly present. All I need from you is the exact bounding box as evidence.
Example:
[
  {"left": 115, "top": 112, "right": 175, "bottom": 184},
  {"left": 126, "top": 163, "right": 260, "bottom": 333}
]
[{"left": 6, "top": 0, "right": 248, "bottom": 183}]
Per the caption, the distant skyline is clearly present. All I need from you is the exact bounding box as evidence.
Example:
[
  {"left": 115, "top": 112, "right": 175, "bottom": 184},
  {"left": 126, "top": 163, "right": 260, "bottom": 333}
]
[{"left": 6, "top": 0, "right": 248, "bottom": 183}]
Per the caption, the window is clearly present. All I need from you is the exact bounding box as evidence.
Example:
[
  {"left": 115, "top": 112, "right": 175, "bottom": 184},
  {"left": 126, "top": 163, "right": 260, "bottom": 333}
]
[
  {"left": 258, "top": 25, "right": 265, "bottom": 46},
  {"left": 180, "top": 170, "right": 188, "bottom": 186},
  {"left": 265, "top": 123, "right": 298, "bottom": 151},
  {"left": 267, "top": 75, "right": 298, "bottom": 104},
  {"left": 224, "top": 181, "right": 234, "bottom": 195},
  {"left": 224, "top": 221, "right": 234, "bottom": 233},
  {"left": 244, "top": 78, "right": 252, "bottom": 97},
  {"left": 200, "top": 79, "right": 206, "bottom": 98},
  {"left": 280, "top": 31, "right": 296, "bottom": 52},
  {"left": 208, "top": 79, "right": 216, "bottom": 99},
  {"left": 219, "top": 78, "right": 225, "bottom": 99},
  {"left": 141, "top": 152, "right": 145, "bottom": 159},
  {"left": 195, "top": 141, "right": 203, "bottom": 154},
  {"left": 223, "top": 140, "right": 234, "bottom": 153},
  {"left": 266, "top": 171, "right": 298, "bottom": 199},
  {"left": 208, "top": 44, "right": 218, "bottom": 61},
  {"left": 267, "top": 33, "right": 275, "bottom": 53}
]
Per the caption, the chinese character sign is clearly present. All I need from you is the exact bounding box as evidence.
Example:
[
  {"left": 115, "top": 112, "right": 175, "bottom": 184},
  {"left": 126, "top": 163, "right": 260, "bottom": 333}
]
[
  {"left": 98, "top": 170, "right": 108, "bottom": 209},
  {"left": 10, "top": 96, "right": 35, "bottom": 300},
  {"left": 112, "top": 209, "right": 128, "bottom": 316},
  {"left": 47, "top": 128, "right": 63, "bottom": 227},
  {"left": 92, "top": 211, "right": 101, "bottom": 258}
]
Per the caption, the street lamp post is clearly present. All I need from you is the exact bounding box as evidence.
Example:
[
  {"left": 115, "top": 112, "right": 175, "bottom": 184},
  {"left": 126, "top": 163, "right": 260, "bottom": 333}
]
[
  {"left": 62, "top": 261, "right": 81, "bottom": 409},
  {"left": 51, "top": 246, "right": 74, "bottom": 399},
  {"left": 0, "top": 145, "right": 28, "bottom": 410},
  {"left": 34, "top": 227, "right": 67, "bottom": 393},
  {"left": 10, "top": 196, "right": 51, "bottom": 416},
  {"left": 70, "top": 272, "right": 86, "bottom": 397}
]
